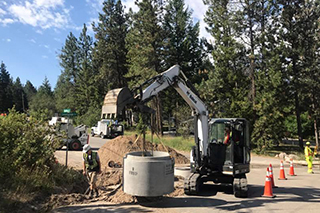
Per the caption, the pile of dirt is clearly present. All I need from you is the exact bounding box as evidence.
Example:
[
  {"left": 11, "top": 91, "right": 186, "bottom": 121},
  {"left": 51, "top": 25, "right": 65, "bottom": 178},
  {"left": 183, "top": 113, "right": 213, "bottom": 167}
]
[
  {"left": 98, "top": 135, "right": 189, "bottom": 170},
  {"left": 45, "top": 175, "right": 185, "bottom": 209},
  {"left": 46, "top": 135, "right": 189, "bottom": 210},
  {"left": 105, "top": 188, "right": 138, "bottom": 204},
  {"left": 97, "top": 169, "right": 122, "bottom": 188}
]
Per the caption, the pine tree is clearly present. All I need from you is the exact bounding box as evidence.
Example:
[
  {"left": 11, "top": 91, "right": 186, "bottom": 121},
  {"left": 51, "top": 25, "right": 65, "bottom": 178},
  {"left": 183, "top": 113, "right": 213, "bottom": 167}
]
[
  {"left": 296, "top": 0, "right": 320, "bottom": 148},
  {"left": 12, "top": 77, "right": 27, "bottom": 112},
  {"left": 30, "top": 77, "right": 56, "bottom": 119},
  {"left": 125, "top": 0, "right": 164, "bottom": 86},
  {"left": 0, "top": 62, "right": 13, "bottom": 112},
  {"left": 76, "top": 24, "right": 96, "bottom": 115},
  {"left": 163, "top": 0, "right": 203, "bottom": 82},
  {"left": 93, "top": 0, "right": 128, "bottom": 94},
  {"left": 277, "top": 0, "right": 320, "bottom": 149},
  {"left": 59, "top": 32, "right": 80, "bottom": 85},
  {"left": 201, "top": 0, "right": 250, "bottom": 118},
  {"left": 161, "top": 0, "right": 209, "bottom": 132},
  {"left": 252, "top": 46, "right": 287, "bottom": 150},
  {"left": 126, "top": 0, "right": 165, "bottom": 134},
  {"left": 238, "top": 0, "right": 286, "bottom": 150},
  {"left": 56, "top": 24, "right": 99, "bottom": 126},
  {"left": 24, "top": 80, "right": 37, "bottom": 110},
  {"left": 56, "top": 32, "right": 79, "bottom": 113}
]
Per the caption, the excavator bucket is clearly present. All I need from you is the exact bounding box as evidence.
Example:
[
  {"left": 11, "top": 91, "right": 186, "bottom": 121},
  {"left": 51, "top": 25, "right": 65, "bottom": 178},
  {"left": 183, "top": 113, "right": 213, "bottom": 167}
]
[{"left": 101, "top": 87, "right": 135, "bottom": 120}]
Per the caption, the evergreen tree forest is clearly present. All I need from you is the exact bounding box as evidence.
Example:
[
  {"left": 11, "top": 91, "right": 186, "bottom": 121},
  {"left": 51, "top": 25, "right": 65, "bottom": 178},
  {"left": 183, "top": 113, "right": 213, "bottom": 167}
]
[{"left": 1, "top": 0, "right": 320, "bottom": 151}]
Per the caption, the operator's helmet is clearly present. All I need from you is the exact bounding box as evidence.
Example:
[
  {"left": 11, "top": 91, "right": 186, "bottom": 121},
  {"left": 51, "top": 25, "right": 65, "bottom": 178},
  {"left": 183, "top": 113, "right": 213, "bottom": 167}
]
[
  {"left": 306, "top": 141, "right": 311, "bottom": 146},
  {"left": 83, "top": 144, "right": 91, "bottom": 153}
]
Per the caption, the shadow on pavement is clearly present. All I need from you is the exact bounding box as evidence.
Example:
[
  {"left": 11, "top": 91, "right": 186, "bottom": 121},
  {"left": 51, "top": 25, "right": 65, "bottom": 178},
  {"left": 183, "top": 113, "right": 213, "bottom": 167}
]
[
  {"left": 214, "top": 185, "right": 320, "bottom": 212},
  {"left": 140, "top": 197, "right": 228, "bottom": 208},
  {"left": 141, "top": 184, "right": 320, "bottom": 211}
]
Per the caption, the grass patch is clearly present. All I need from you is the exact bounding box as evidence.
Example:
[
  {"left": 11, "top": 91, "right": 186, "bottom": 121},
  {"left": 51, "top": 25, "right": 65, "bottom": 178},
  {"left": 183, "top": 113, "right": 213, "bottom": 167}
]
[{"left": 124, "top": 130, "right": 194, "bottom": 151}]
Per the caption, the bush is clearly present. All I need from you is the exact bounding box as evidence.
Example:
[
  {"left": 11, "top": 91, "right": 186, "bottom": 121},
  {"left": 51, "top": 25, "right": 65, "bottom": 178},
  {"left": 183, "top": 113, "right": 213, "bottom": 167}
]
[
  {"left": 0, "top": 109, "right": 87, "bottom": 211},
  {"left": 0, "top": 109, "right": 59, "bottom": 190}
]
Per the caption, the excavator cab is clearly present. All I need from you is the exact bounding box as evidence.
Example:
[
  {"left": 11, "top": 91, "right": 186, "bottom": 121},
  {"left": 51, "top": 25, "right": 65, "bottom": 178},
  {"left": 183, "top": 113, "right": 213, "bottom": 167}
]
[
  {"left": 208, "top": 118, "right": 250, "bottom": 174},
  {"left": 199, "top": 118, "right": 250, "bottom": 197}
]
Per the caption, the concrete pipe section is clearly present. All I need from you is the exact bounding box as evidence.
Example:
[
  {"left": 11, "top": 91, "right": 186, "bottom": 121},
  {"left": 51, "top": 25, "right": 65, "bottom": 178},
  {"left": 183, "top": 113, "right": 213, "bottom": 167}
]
[
  {"left": 174, "top": 166, "right": 191, "bottom": 179},
  {"left": 123, "top": 151, "right": 175, "bottom": 197}
]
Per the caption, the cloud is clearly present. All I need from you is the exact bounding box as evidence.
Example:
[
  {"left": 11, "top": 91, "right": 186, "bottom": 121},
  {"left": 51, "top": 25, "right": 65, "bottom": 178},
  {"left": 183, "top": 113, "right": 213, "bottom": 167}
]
[
  {"left": 29, "top": 39, "right": 36, "bottom": 43},
  {"left": 4, "top": 0, "right": 71, "bottom": 29},
  {"left": 6, "top": 38, "right": 11, "bottom": 42},
  {"left": 86, "top": 0, "right": 104, "bottom": 14},
  {"left": 184, "top": 0, "right": 211, "bottom": 41},
  {"left": 36, "top": 29, "right": 43, "bottom": 34},
  {"left": 0, "top": 8, "right": 6, "bottom": 16},
  {"left": 34, "top": 0, "right": 64, "bottom": 8},
  {"left": 0, "top": 18, "right": 15, "bottom": 25},
  {"left": 44, "top": 45, "right": 49, "bottom": 48},
  {"left": 42, "top": 55, "right": 48, "bottom": 59}
]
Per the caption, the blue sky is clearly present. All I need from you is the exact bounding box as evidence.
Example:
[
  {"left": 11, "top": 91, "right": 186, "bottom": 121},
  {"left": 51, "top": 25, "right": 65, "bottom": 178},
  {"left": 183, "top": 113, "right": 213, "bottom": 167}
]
[{"left": 0, "top": 0, "right": 208, "bottom": 89}]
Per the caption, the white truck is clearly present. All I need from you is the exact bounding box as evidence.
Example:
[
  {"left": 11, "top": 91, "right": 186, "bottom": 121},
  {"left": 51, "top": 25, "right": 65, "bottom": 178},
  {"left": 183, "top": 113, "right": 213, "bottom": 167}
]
[
  {"left": 91, "top": 119, "right": 124, "bottom": 139},
  {"left": 49, "top": 117, "right": 89, "bottom": 150}
]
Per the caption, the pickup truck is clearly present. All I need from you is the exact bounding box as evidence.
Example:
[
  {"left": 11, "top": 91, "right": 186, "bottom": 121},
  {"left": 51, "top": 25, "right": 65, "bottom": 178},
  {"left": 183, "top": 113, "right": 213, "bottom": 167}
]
[{"left": 91, "top": 119, "right": 124, "bottom": 139}]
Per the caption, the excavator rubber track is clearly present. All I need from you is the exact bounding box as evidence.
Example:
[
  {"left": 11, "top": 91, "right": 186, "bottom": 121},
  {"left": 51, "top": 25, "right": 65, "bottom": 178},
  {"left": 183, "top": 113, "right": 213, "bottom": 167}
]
[
  {"left": 184, "top": 172, "right": 202, "bottom": 195},
  {"left": 233, "top": 174, "right": 248, "bottom": 198}
]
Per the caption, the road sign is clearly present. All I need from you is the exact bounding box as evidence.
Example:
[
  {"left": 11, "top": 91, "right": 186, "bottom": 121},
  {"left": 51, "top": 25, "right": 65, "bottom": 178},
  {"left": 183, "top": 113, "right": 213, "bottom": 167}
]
[
  {"left": 61, "top": 112, "right": 77, "bottom": 117},
  {"left": 64, "top": 108, "right": 71, "bottom": 113}
]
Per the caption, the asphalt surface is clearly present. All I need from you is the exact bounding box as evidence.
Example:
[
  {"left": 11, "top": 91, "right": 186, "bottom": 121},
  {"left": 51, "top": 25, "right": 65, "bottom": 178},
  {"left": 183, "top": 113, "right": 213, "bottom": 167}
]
[
  {"left": 55, "top": 136, "right": 109, "bottom": 168},
  {"left": 54, "top": 137, "right": 320, "bottom": 213}
]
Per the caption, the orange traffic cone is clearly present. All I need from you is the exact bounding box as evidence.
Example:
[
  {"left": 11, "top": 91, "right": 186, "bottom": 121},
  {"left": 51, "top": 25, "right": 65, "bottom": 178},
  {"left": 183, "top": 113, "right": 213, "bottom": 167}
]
[
  {"left": 278, "top": 161, "right": 287, "bottom": 180},
  {"left": 288, "top": 159, "right": 296, "bottom": 176},
  {"left": 269, "top": 164, "right": 278, "bottom": 188},
  {"left": 262, "top": 168, "right": 276, "bottom": 198}
]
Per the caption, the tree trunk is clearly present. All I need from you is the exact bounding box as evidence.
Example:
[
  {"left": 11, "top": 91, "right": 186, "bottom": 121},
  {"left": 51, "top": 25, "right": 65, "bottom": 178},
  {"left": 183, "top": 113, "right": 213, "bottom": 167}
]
[
  {"left": 151, "top": 95, "right": 163, "bottom": 136},
  {"left": 311, "top": 97, "right": 318, "bottom": 149},
  {"left": 314, "top": 118, "right": 318, "bottom": 149},
  {"left": 156, "top": 94, "right": 163, "bottom": 136},
  {"left": 248, "top": 3, "right": 256, "bottom": 107},
  {"left": 295, "top": 92, "right": 303, "bottom": 149}
]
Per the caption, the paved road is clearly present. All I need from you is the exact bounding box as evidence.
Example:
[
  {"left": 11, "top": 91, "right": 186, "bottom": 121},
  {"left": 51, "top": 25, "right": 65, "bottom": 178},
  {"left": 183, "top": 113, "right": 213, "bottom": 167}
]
[
  {"left": 54, "top": 137, "right": 320, "bottom": 212},
  {"left": 55, "top": 136, "right": 109, "bottom": 168},
  {"left": 54, "top": 164, "right": 320, "bottom": 213}
]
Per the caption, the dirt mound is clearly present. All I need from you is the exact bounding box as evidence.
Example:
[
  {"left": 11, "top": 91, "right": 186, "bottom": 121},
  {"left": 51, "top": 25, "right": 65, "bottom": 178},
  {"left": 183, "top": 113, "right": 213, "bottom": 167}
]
[
  {"left": 47, "top": 136, "right": 189, "bottom": 210},
  {"left": 106, "top": 189, "right": 138, "bottom": 204},
  {"left": 98, "top": 135, "right": 189, "bottom": 170},
  {"left": 46, "top": 175, "right": 185, "bottom": 209},
  {"left": 97, "top": 169, "right": 122, "bottom": 188}
]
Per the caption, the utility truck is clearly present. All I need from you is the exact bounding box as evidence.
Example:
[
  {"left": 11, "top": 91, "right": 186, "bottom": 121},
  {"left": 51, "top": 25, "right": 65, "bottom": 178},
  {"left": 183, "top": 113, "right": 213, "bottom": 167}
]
[
  {"left": 49, "top": 117, "right": 89, "bottom": 150},
  {"left": 91, "top": 119, "right": 124, "bottom": 139},
  {"left": 104, "top": 65, "right": 250, "bottom": 197}
]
